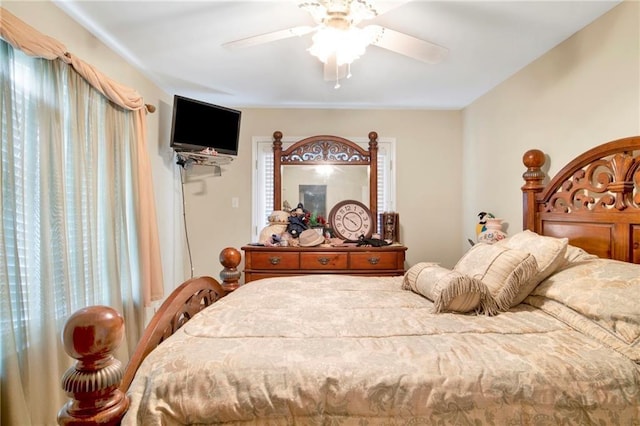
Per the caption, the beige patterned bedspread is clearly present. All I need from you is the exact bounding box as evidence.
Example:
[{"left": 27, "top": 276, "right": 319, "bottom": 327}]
[{"left": 123, "top": 275, "right": 640, "bottom": 425}]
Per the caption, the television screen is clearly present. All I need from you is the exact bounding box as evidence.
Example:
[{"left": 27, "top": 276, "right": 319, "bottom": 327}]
[{"left": 170, "top": 95, "right": 241, "bottom": 156}]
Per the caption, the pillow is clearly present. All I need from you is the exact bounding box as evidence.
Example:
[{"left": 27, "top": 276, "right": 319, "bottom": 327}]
[
  {"left": 525, "top": 258, "right": 640, "bottom": 362},
  {"left": 495, "top": 230, "right": 568, "bottom": 305},
  {"left": 561, "top": 244, "right": 599, "bottom": 267},
  {"left": 403, "top": 262, "right": 497, "bottom": 315},
  {"left": 453, "top": 243, "right": 538, "bottom": 311}
]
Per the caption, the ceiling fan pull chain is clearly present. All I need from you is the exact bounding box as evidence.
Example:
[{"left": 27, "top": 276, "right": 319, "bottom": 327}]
[
  {"left": 334, "top": 62, "right": 341, "bottom": 89},
  {"left": 347, "top": 63, "right": 352, "bottom": 79}
]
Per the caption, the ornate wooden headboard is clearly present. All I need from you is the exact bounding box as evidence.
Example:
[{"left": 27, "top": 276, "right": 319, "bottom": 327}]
[{"left": 522, "top": 136, "right": 640, "bottom": 263}]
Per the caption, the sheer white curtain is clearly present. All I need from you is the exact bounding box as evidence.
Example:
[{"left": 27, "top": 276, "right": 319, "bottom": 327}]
[{"left": 0, "top": 38, "right": 143, "bottom": 425}]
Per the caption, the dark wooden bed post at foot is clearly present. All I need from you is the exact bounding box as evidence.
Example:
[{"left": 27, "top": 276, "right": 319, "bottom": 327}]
[
  {"left": 58, "top": 306, "right": 129, "bottom": 425},
  {"left": 57, "top": 248, "right": 242, "bottom": 425},
  {"left": 219, "top": 246, "right": 242, "bottom": 291}
]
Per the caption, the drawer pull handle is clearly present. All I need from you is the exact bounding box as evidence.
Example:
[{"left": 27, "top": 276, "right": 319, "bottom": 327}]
[
  {"left": 317, "top": 257, "right": 330, "bottom": 265},
  {"left": 368, "top": 257, "right": 380, "bottom": 265},
  {"left": 268, "top": 257, "right": 281, "bottom": 265}
]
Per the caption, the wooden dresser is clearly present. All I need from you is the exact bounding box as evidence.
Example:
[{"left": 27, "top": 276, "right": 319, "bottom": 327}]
[{"left": 241, "top": 245, "right": 407, "bottom": 283}]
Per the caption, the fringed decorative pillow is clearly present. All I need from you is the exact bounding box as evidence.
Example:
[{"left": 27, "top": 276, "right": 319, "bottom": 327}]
[
  {"left": 495, "top": 230, "right": 568, "bottom": 305},
  {"left": 454, "top": 243, "right": 538, "bottom": 311},
  {"left": 403, "top": 262, "right": 497, "bottom": 315}
]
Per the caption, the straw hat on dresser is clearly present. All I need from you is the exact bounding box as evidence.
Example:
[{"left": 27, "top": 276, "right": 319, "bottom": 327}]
[{"left": 299, "top": 229, "right": 325, "bottom": 247}]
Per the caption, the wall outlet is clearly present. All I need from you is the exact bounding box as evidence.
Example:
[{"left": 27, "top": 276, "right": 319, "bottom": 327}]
[{"left": 232, "top": 197, "right": 239, "bottom": 208}]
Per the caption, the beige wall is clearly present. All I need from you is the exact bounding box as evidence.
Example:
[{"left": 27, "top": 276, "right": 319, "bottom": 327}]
[{"left": 462, "top": 0, "right": 640, "bottom": 250}]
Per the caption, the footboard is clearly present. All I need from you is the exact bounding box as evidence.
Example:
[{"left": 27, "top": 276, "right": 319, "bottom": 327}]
[{"left": 57, "top": 248, "right": 241, "bottom": 425}]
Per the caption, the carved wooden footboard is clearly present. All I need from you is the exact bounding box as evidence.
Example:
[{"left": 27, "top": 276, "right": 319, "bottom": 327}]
[{"left": 57, "top": 248, "right": 241, "bottom": 425}]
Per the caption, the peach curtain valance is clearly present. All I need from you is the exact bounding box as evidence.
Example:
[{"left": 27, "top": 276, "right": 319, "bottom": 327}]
[{"left": 0, "top": 7, "right": 152, "bottom": 113}]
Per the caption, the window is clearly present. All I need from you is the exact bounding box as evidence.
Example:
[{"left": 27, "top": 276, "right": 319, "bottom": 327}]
[
  {"left": 251, "top": 135, "right": 396, "bottom": 242},
  {"left": 1, "top": 38, "right": 147, "bottom": 424}
]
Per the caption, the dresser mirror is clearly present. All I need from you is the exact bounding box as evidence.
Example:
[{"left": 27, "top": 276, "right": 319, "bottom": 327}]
[{"left": 272, "top": 131, "right": 379, "bottom": 234}]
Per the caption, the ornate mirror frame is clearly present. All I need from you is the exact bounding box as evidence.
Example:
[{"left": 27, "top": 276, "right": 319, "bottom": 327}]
[{"left": 273, "top": 130, "right": 379, "bottom": 234}]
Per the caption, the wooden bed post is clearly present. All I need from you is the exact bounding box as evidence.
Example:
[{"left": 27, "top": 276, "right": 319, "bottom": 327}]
[
  {"left": 57, "top": 306, "right": 129, "bottom": 425},
  {"left": 59, "top": 279, "right": 229, "bottom": 425},
  {"left": 219, "top": 247, "right": 242, "bottom": 291},
  {"left": 521, "top": 149, "right": 546, "bottom": 231},
  {"left": 273, "top": 131, "right": 283, "bottom": 211},
  {"left": 59, "top": 269, "right": 233, "bottom": 424},
  {"left": 368, "top": 131, "right": 379, "bottom": 234}
]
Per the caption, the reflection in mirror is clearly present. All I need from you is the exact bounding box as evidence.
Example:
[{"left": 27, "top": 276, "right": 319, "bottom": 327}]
[{"left": 281, "top": 165, "right": 370, "bottom": 218}]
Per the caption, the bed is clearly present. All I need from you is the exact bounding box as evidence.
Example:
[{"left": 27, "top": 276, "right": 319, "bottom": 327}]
[{"left": 57, "top": 136, "right": 640, "bottom": 425}]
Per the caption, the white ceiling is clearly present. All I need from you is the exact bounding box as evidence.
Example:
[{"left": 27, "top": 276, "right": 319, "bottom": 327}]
[{"left": 53, "top": 0, "right": 621, "bottom": 109}]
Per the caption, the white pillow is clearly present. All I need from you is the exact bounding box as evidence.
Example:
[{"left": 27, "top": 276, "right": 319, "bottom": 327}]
[
  {"left": 495, "top": 230, "right": 568, "bottom": 305},
  {"left": 403, "top": 262, "right": 497, "bottom": 315},
  {"left": 454, "top": 243, "right": 538, "bottom": 311}
]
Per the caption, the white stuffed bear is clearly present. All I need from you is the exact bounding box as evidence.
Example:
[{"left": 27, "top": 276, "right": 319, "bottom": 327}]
[{"left": 258, "top": 210, "right": 289, "bottom": 245}]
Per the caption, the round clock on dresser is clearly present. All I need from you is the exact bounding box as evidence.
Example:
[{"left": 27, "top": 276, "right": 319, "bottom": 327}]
[{"left": 328, "top": 200, "right": 374, "bottom": 240}]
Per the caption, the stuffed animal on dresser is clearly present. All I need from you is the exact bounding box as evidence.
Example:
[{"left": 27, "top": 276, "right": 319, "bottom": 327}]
[
  {"left": 286, "top": 203, "right": 309, "bottom": 238},
  {"left": 258, "top": 210, "right": 290, "bottom": 245}
]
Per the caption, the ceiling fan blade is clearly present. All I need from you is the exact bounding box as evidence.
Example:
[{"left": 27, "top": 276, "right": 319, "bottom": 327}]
[
  {"left": 222, "top": 26, "right": 315, "bottom": 49},
  {"left": 373, "top": 1, "right": 413, "bottom": 17},
  {"left": 367, "top": 25, "right": 448, "bottom": 64},
  {"left": 323, "top": 54, "right": 349, "bottom": 82}
]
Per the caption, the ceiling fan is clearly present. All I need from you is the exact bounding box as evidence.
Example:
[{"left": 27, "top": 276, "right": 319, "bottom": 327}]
[{"left": 222, "top": 0, "right": 448, "bottom": 88}]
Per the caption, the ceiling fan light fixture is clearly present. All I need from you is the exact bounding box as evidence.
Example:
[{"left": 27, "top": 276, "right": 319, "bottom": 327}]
[
  {"left": 225, "top": 0, "right": 448, "bottom": 89},
  {"left": 309, "top": 26, "right": 370, "bottom": 65}
]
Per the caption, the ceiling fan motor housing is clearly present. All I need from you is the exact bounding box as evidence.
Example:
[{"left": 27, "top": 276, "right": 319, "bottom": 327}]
[{"left": 325, "top": 11, "right": 351, "bottom": 30}]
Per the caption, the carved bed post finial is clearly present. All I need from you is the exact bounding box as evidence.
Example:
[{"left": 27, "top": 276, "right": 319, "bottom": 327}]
[
  {"left": 58, "top": 306, "right": 129, "bottom": 425},
  {"left": 219, "top": 247, "right": 242, "bottom": 291},
  {"left": 522, "top": 149, "right": 546, "bottom": 231},
  {"left": 273, "top": 131, "right": 283, "bottom": 211}
]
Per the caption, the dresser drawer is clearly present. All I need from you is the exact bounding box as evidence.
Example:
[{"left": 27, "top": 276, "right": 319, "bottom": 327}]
[
  {"left": 350, "top": 251, "right": 400, "bottom": 270},
  {"left": 300, "top": 252, "right": 348, "bottom": 270},
  {"left": 248, "top": 251, "right": 299, "bottom": 270},
  {"left": 241, "top": 245, "right": 407, "bottom": 283}
]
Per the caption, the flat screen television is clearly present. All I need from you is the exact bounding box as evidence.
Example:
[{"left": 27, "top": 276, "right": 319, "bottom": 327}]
[{"left": 170, "top": 95, "right": 241, "bottom": 156}]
